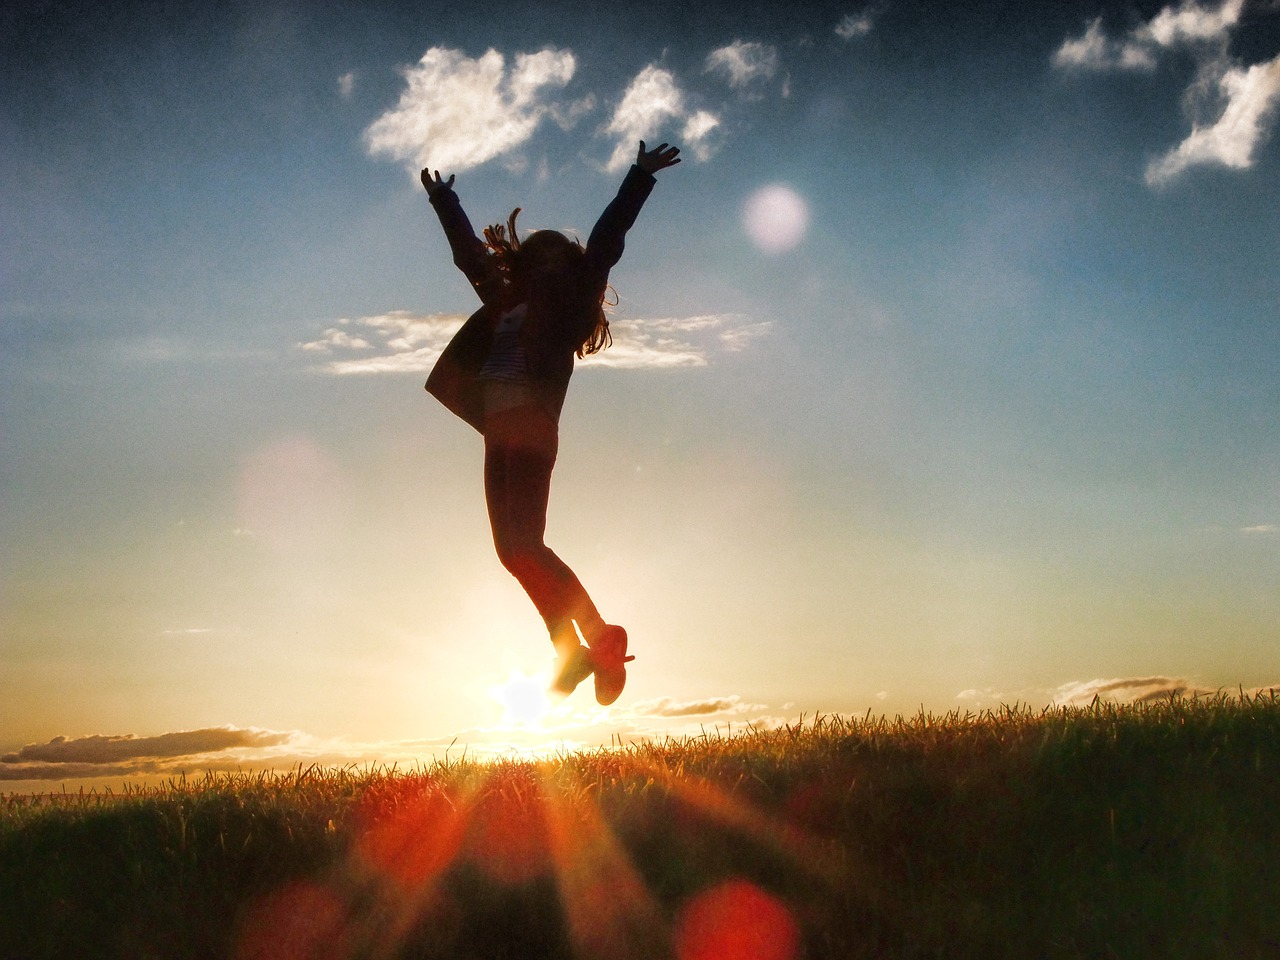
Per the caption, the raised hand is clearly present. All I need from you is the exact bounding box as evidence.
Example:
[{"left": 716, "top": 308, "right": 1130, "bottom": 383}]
[
  {"left": 636, "top": 141, "right": 681, "bottom": 175},
  {"left": 421, "top": 169, "right": 455, "bottom": 196}
]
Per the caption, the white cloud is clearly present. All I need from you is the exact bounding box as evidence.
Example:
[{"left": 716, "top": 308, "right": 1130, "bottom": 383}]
[
  {"left": 580, "top": 335, "right": 706, "bottom": 369},
  {"left": 583, "top": 313, "right": 767, "bottom": 368},
  {"left": 1145, "top": 0, "right": 1244, "bottom": 48},
  {"left": 299, "top": 326, "right": 371, "bottom": 352},
  {"left": 601, "top": 62, "right": 735, "bottom": 170},
  {"left": 603, "top": 65, "right": 689, "bottom": 172},
  {"left": 1053, "top": 18, "right": 1108, "bottom": 70},
  {"left": 337, "top": 71, "right": 356, "bottom": 99},
  {"left": 364, "top": 47, "right": 576, "bottom": 174},
  {"left": 1054, "top": 1, "right": 1280, "bottom": 184},
  {"left": 1053, "top": 17, "right": 1156, "bottom": 72},
  {"left": 1146, "top": 54, "right": 1280, "bottom": 184},
  {"left": 682, "top": 110, "right": 721, "bottom": 161},
  {"left": 835, "top": 9, "right": 877, "bottom": 41},
  {"left": 298, "top": 312, "right": 465, "bottom": 374},
  {"left": 1241, "top": 523, "right": 1279, "bottom": 534},
  {"left": 362, "top": 45, "right": 782, "bottom": 178},
  {"left": 300, "top": 311, "right": 767, "bottom": 375},
  {"left": 705, "top": 41, "right": 779, "bottom": 89},
  {"left": 1055, "top": 1, "right": 1245, "bottom": 71}
]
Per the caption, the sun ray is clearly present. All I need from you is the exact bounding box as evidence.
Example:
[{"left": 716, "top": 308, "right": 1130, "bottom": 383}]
[
  {"left": 235, "top": 731, "right": 872, "bottom": 960},
  {"left": 538, "top": 765, "right": 673, "bottom": 960}
]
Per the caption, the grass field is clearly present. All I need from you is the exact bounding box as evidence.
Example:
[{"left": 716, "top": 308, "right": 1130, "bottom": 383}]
[{"left": 2, "top": 694, "right": 1278, "bottom": 959}]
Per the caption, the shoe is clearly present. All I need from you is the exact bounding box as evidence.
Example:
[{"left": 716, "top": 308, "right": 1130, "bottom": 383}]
[
  {"left": 550, "top": 643, "right": 594, "bottom": 697},
  {"left": 588, "top": 625, "right": 634, "bottom": 706}
]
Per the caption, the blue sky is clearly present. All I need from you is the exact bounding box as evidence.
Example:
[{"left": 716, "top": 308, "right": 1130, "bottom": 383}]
[{"left": 3, "top": 0, "right": 1278, "bottom": 791}]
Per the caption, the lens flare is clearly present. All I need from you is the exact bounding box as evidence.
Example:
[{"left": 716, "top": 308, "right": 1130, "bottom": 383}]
[
  {"left": 233, "top": 880, "right": 349, "bottom": 960},
  {"left": 675, "top": 879, "right": 800, "bottom": 960},
  {"left": 742, "top": 184, "right": 809, "bottom": 254}
]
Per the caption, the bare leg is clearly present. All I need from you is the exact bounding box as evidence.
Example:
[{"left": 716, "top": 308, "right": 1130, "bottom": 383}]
[{"left": 482, "top": 407, "right": 605, "bottom": 649}]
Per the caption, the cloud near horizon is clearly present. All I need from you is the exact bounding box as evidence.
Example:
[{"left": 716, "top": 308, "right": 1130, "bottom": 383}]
[
  {"left": 630, "top": 695, "right": 766, "bottom": 718},
  {"left": 0, "top": 726, "right": 297, "bottom": 781},
  {"left": 962, "top": 677, "right": 1280, "bottom": 710},
  {"left": 1053, "top": 0, "right": 1280, "bottom": 185},
  {"left": 1051, "top": 675, "right": 1213, "bottom": 706},
  {"left": 299, "top": 311, "right": 769, "bottom": 374},
  {"left": 0, "top": 700, "right": 798, "bottom": 786},
  {"left": 299, "top": 311, "right": 466, "bottom": 375}
]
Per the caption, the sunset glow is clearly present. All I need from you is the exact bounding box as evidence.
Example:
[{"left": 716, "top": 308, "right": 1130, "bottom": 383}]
[
  {"left": 489, "top": 669, "right": 554, "bottom": 727},
  {"left": 3, "top": 0, "right": 1279, "bottom": 792}
]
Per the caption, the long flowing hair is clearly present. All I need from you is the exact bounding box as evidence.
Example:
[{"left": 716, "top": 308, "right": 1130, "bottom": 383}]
[{"left": 483, "top": 208, "right": 615, "bottom": 358}]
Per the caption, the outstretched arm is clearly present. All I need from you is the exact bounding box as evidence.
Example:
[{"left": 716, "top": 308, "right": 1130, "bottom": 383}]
[
  {"left": 421, "top": 168, "right": 497, "bottom": 302},
  {"left": 583, "top": 141, "right": 681, "bottom": 278}
]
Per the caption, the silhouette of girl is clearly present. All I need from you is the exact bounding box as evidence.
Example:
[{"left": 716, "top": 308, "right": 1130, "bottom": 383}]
[{"left": 421, "top": 141, "right": 681, "bottom": 704}]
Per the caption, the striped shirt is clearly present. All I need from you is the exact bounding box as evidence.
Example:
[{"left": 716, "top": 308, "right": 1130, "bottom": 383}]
[{"left": 479, "top": 303, "right": 529, "bottom": 382}]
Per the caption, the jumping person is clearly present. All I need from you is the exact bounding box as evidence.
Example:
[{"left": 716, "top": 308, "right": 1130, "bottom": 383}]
[{"left": 421, "top": 141, "right": 681, "bottom": 705}]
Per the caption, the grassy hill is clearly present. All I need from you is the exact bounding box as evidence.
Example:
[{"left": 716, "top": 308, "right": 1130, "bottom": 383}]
[{"left": 3, "top": 694, "right": 1278, "bottom": 959}]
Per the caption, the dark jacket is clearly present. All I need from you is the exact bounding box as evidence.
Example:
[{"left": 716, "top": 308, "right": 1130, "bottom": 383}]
[{"left": 425, "top": 165, "right": 657, "bottom": 433}]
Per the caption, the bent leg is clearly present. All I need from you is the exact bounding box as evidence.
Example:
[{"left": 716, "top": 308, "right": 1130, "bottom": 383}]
[{"left": 483, "top": 413, "right": 604, "bottom": 645}]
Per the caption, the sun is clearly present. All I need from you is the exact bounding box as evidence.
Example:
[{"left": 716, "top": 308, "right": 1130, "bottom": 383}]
[{"left": 488, "top": 669, "right": 553, "bottom": 727}]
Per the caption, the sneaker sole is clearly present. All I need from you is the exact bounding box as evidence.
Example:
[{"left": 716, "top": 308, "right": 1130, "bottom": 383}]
[{"left": 591, "top": 653, "right": 635, "bottom": 706}]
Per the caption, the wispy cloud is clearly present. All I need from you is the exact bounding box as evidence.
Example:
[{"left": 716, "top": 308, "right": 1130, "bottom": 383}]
[
  {"left": 364, "top": 47, "right": 577, "bottom": 174},
  {"left": 337, "top": 71, "right": 356, "bottom": 100},
  {"left": 1146, "top": 55, "right": 1280, "bottom": 185},
  {"left": 955, "top": 687, "right": 1003, "bottom": 707},
  {"left": 1145, "top": 0, "right": 1245, "bottom": 47},
  {"left": 583, "top": 314, "right": 771, "bottom": 368},
  {"left": 705, "top": 41, "right": 779, "bottom": 90},
  {"left": 299, "top": 312, "right": 769, "bottom": 374},
  {"left": 834, "top": 8, "right": 878, "bottom": 41},
  {"left": 1054, "top": 0, "right": 1245, "bottom": 72},
  {"left": 630, "top": 695, "right": 764, "bottom": 718},
  {"left": 298, "top": 311, "right": 465, "bottom": 375},
  {"left": 1240, "top": 523, "right": 1279, "bottom": 534},
  {"left": 364, "top": 42, "right": 795, "bottom": 177},
  {"left": 602, "top": 65, "right": 720, "bottom": 171},
  {"left": 1052, "top": 17, "right": 1157, "bottom": 72},
  {"left": 1050, "top": 675, "right": 1215, "bottom": 706},
  {"left": 1052, "top": 0, "right": 1279, "bottom": 184},
  {"left": 681, "top": 110, "right": 722, "bottom": 160}
]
